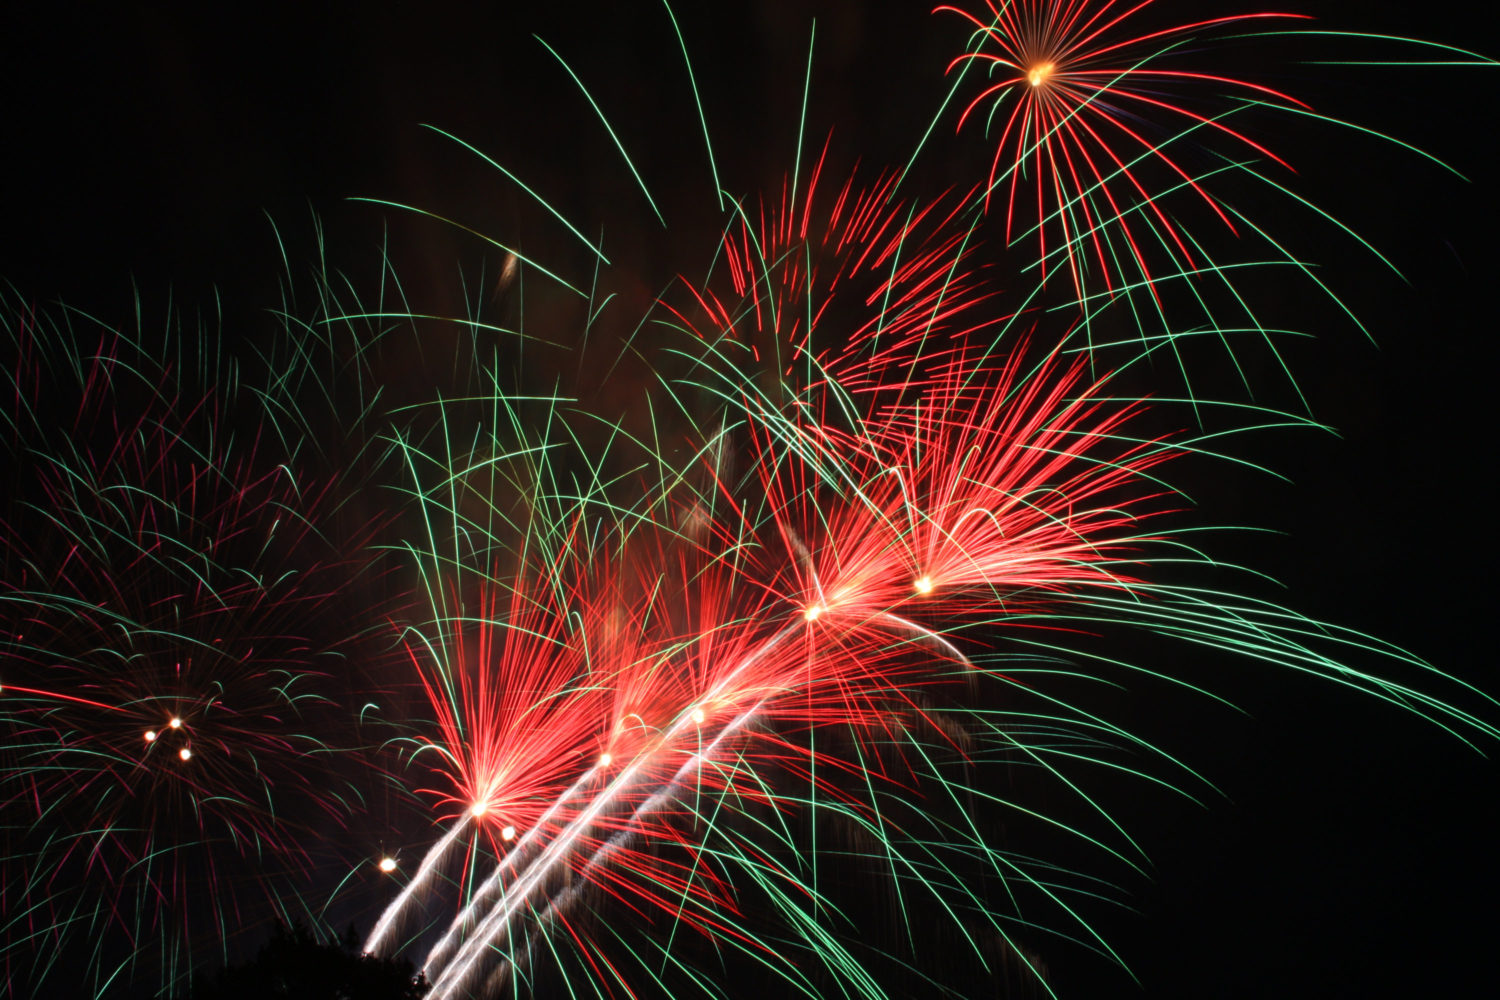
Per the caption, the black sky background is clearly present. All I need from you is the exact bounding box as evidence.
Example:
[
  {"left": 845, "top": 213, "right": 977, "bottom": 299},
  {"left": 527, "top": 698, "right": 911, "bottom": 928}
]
[{"left": 4, "top": 1, "right": 1498, "bottom": 997}]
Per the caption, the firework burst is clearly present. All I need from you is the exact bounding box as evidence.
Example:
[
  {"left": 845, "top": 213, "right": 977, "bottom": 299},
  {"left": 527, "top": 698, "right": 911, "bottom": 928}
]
[
  {"left": 936, "top": 0, "right": 1310, "bottom": 299},
  {"left": 0, "top": 294, "right": 392, "bottom": 997},
  {"left": 1, "top": 3, "right": 1494, "bottom": 997},
  {"left": 359, "top": 137, "right": 1496, "bottom": 996}
]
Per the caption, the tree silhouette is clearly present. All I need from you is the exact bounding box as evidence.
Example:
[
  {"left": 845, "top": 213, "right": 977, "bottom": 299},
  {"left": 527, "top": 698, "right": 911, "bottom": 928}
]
[{"left": 191, "top": 923, "right": 427, "bottom": 1000}]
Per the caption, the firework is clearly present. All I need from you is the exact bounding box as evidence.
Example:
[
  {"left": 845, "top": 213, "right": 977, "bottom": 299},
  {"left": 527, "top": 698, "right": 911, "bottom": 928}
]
[
  {"left": 359, "top": 148, "right": 1495, "bottom": 997},
  {"left": 0, "top": 292, "right": 395, "bottom": 997},
  {"left": 2, "top": 2, "right": 1493, "bottom": 997},
  {"left": 934, "top": 1, "right": 1309, "bottom": 296}
]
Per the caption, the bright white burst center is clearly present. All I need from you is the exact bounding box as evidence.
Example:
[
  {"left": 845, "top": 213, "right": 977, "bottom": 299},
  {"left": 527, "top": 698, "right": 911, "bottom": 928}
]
[
  {"left": 378, "top": 856, "right": 397, "bottom": 873},
  {"left": 1028, "top": 62, "right": 1055, "bottom": 87}
]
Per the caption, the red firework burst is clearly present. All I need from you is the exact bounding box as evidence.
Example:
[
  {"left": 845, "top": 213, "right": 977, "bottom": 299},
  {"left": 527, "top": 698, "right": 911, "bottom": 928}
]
[
  {"left": 659, "top": 143, "right": 1000, "bottom": 397},
  {"left": 938, "top": 0, "right": 1309, "bottom": 294},
  {"left": 403, "top": 576, "right": 603, "bottom": 842}
]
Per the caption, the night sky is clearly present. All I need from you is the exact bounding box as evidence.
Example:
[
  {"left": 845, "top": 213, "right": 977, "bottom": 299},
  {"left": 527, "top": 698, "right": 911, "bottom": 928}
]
[{"left": 4, "top": 2, "right": 1498, "bottom": 997}]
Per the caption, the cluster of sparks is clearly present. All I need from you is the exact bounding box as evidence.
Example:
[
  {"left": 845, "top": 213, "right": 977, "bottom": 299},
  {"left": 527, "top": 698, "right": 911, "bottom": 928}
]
[{"left": 2, "top": 2, "right": 1495, "bottom": 998}]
